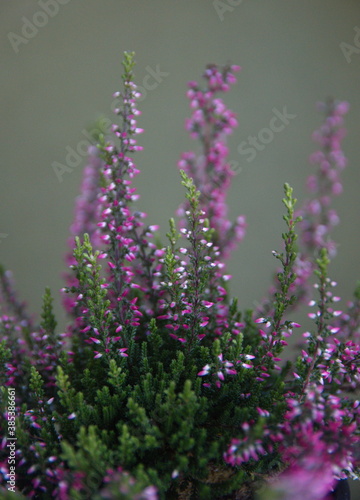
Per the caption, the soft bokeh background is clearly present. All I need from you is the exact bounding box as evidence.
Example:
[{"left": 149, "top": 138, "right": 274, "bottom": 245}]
[{"left": 1, "top": 0, "right": 360, "bottom": 495}]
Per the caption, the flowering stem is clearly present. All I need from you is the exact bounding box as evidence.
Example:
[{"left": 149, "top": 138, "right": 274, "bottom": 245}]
[
  {"left": 259, "top": 183, "right": 301, "bottom": 362},
  {"left": 300, "top": 248, "right": 330, "bottom": 399},
  {"left": 180, "top": 170, "right": 205, "bottom": 351}
]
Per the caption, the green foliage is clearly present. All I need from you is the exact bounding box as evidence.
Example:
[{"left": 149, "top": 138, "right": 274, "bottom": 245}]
[
  {"left": 122, "top": 51, "right": 136, "bottom": 81},
  {"left": 273, "top": 183, "right": 302, "bottom": 325},
  {"left": 0, "top": 341, "right": 11, "bottom": 386},
  {"left": 40, "top": 287, "right": 57, "bottom": 335},
  {"left": 166, "top": 218, "right": 180, "bottom": 251}
]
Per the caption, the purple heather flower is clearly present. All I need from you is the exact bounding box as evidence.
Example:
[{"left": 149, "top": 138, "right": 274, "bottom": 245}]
[{"left": 178, "top": 64, "right": 246, "bottom": 262}]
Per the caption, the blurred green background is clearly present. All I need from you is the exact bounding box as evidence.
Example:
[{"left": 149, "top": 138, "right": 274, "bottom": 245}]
[{"left": 1, "top": 0, "right": 360, "bottom": 495}]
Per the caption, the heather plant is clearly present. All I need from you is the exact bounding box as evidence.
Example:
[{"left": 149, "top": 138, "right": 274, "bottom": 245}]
[{"left": 0, "top": 52, "right": 359, "bottom": 500}]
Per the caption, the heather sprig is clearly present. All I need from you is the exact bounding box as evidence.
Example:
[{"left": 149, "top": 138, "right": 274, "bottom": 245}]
[
  {"left": 297, "top": 248, "right": 334, "bottom": 395},
  {"left": 158, "top": 170, "right": 227, "bottom": 351},
  {"left": 221, "top": 184, "right": 307, "bottom": 472},
  {"left": 178, "top": 62, "right": 246, "bottom": 261},
  {"left": 177, "top": 170, "right": 213, "bottom": 347},
  {"left": 64, "top": 234, "right": 115, "bottom": 362},
  {"left": 0, "top": 286, "right": 64, "bottom": 398},
  {"left": 94, "top": 52, "right": 163, "bottom": 331},
  {"left": 255, "top": 183, "right": 302, "bottom": 370},
  {"left": 272, "top": 388, "right": 359, "bottom": 500}
]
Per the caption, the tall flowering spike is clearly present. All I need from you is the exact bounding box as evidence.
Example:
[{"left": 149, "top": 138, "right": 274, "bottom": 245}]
[
  {"left": 61, "top": 53, "right": 165, "bottom": 362},
  {"left": 86, "top": 52, "right": 162, "bottom": 331},
  {"left": 159, "top": 172, "right": 218, "bottom": 345},
  {"left": 254, "top": 184, "right": 302, "bottom": 373},
  {"left": 158, "top": 170, "right": 244, "bottom": 347},
  {"left": 94, "top": 52, "right": 148, "bottom": 329},
  {"left": 297, "top": 98, "right": 349, "bottom": 259},
  {"left": 292, "top": 99, "right": 349, "bottom": 306},
  {"left": 178, "top": 63, "right": 246, "bottom": 261}
]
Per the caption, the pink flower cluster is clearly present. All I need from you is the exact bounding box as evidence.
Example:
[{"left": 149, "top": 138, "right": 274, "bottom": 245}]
[
  {"left": 295, "top": 271, "right": 360, "bottom": 388},
  {"left": 223, "top": 418, "right": 270, "bottom": 467},
  {"left": 91, "top": 81, "right": 169, "bottom": 333},
  {"left": 273, "top": 386, "right": 360, "bottom": 500},
  {"left": 197, "top": 352, "right": 238, "bottom": 389},
  {"left": 177, "top": 63, "right": 246, "bottom": 261},
  {"left": 0, "top": 313, "right": 64, "bottom": 391},
  {"left": 101, "top": 467, "right": 158, "bottom": 500}
]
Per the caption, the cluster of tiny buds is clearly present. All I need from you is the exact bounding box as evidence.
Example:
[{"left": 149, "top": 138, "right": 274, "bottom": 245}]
[
  {"left": 156, "top": 223, "right": 223, "bottom": 341},
  {"left": 275, "top": 385, "right": 360, "bottom": 496},
  {"left": 254, "top": 317, "right": 301, "bottom": 372},
  {"left": 197, "top": 353, "right": 237, "bottom": 388},
  {"left": 223, "top": 417, "right": 270, "bottom": 467},
  {"left": 197, "top": 352, "right": 256, "bottom": 389}
]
